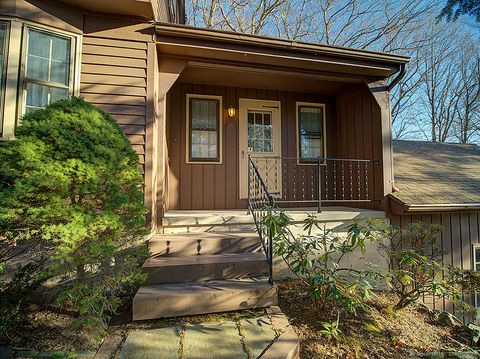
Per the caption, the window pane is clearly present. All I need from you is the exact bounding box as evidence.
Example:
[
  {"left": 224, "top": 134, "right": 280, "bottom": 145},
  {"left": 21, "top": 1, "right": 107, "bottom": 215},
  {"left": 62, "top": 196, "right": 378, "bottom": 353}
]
[
  {"left": 190, "top": 98, "right": 219, "bottom": 160},
  {"left": 0, "top": 22, "right": 7, "bottom": 134},
  {"left": 247, "top": 111, "right": 273, "bottom": 153},
  {"left": 24, "top": 28, "right": 72, "bottom": 114},
  {"left": 299, "top": 106, "right": 323, "bottom": 159}
]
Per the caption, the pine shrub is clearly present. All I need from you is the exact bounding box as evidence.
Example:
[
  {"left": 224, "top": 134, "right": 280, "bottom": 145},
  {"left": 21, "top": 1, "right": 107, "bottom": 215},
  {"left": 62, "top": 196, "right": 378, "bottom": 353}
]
[{"left": 0, "top": 98, "right": 147, "bottom": 336}]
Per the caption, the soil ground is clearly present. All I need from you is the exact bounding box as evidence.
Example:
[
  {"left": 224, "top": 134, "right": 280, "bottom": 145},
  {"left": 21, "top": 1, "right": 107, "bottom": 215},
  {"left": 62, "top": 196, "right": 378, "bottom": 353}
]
[{"left": 277, "top": 279, "right": 475, "bottom": 358}]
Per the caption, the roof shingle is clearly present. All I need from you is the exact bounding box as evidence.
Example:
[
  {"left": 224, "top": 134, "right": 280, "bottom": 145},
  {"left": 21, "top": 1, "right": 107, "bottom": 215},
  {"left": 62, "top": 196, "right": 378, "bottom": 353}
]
[{"left": 392, "top": 140, "right": 480, "bottom": 206}]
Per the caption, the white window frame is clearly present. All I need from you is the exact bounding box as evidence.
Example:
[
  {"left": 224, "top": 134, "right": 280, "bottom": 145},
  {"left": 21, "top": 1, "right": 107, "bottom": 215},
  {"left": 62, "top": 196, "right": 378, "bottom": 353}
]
[
  {"left": 473, "top": 243, "right": 480, "bottom": 307},
  {"left": 185, "top": 94, "right": 223, "bottom": 164},
  {"left": 295, "top": 102, "right": 327, "bottom": 165},
  {"left": 0, "top": 20, "right": 10, "bottom": 137},
  {"left": 0, "top": 18, "right": 81, "bottom": 140}
]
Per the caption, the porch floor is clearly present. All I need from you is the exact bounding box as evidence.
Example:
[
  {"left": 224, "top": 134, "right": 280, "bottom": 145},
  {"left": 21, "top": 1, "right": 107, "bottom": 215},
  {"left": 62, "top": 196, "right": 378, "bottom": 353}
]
[{"left": 162, "top": 206, "right": 386, "bottom": 228}]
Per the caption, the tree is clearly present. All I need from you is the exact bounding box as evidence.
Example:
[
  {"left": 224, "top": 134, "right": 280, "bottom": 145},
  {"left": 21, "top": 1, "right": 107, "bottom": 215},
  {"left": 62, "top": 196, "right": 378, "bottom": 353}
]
[
  {"left": 438, "top": 0, "right": 480, "bottom": 22},
  {"left": 0, "top": 98, "right": 147, "bottom": 336}
]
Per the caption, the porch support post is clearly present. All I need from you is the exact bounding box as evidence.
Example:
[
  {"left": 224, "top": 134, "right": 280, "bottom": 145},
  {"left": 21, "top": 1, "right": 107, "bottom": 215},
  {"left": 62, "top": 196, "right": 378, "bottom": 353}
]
[
  {"left": 154, "top": 57, "right": 187, "bottom": 230},
  {"left": 366, "top": 80, "right": 393, "bottom": 208}
]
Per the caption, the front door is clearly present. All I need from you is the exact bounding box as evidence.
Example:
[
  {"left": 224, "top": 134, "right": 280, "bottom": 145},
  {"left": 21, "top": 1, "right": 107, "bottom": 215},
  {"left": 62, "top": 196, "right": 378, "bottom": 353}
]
[{"left": 239, "top": 99, "right": 282, "bottom": 199}]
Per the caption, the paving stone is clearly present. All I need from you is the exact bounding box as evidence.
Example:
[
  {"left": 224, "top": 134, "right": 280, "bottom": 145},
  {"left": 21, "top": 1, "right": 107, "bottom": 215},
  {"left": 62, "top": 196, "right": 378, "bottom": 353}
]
[
  {"left": 118, "top": 327, "right": 180, "bottom": 359},
  {"left": 241, "top": 316, "right": 277, "bottom": 358},
  {"left": 183, "top": 321, "right": 246, "bottom": 359}
]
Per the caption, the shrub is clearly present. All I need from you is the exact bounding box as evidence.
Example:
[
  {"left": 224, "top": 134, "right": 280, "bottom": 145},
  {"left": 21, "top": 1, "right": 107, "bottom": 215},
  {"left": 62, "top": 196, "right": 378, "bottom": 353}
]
[
  {"left": 364, "top": 221, "right": 461, "bottom": 310},
  {"left": 266, "top": 210, "right": 377, "bottom": 317},
  {"left": 0, "top": 98, "right": 147, "bottom": 336}
]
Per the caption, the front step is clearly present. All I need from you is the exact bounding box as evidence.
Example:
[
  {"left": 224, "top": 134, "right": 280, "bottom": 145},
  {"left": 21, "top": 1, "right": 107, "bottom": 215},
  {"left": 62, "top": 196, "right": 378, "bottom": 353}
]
[
  {"left": 148, "top": 232, "right": 261, "bottom": 256},
  {"left": 133, "top": 280, "right": 277, "bottom": 320},
  {"left": 143, "top": 253, "right": 269, "bottom": 284}
]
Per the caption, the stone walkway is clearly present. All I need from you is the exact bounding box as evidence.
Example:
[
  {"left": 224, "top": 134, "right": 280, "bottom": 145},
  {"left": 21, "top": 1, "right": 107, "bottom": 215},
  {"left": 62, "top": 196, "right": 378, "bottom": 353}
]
[{"left": 117, "top": 315, "right": 277, "bottom": 359}]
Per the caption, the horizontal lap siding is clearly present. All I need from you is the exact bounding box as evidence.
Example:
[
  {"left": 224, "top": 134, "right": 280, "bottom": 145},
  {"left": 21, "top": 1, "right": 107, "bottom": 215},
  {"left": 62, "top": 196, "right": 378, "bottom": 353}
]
[
  {"left": 167, "top": 82, "right": 335, "bottom": 210},
  {"left": 391, "top": 212, "right": 480, "bottom": 323},
  {"left": 80, "top": 37, "right": 148, "bottom": 172}
]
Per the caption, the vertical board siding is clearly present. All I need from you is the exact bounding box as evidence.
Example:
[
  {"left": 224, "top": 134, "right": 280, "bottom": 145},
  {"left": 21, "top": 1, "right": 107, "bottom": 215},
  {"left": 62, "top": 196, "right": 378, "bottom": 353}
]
[
  {"left": 391, "top": 212, "right": 480, "bottom": 323},
  {"left": 336, "top": 84, "right": 383, "bottom": 210},
  {"left": 166, "top": 82, "right": 381, "bottom": 210},
  {"left": 80, "top": 36, "right": 148, "bottom": 173}
]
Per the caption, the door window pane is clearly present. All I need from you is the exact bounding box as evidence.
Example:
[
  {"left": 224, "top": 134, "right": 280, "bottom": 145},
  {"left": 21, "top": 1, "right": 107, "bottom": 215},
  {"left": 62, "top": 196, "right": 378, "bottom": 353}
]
[
  {"left": 0, "top": 22, "right": 7, "bottom": 134},
  {"left": 189, "top": 98, "right": 220, "bottom": 161},
  {"left": 24, "top": 28, "right": 72, "bottom": 114},
  {"left": 298, "top": 106, "right": 323, "bottom": 160},
  {"left": 247, "top": 111, "right": 273, "bottom": 153}
]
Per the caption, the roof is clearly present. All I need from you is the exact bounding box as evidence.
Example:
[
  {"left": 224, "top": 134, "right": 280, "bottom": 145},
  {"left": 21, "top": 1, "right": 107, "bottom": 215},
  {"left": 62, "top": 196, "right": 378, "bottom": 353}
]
[
  {"left": 155, "top": 23, "right": 409, "bottom": 80},
  {"left": 391, "top": 140, "right": 480, "bottom": 212}
]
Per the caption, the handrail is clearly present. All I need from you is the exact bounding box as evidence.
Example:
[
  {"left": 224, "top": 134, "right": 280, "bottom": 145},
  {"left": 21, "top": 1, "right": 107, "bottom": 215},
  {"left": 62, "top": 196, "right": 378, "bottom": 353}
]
[
  {"left": 248, "top": 156, "right": 275, "bottom": 284},
  {"left": 247, "top": 155, "right": 377, "bottom": 285}
]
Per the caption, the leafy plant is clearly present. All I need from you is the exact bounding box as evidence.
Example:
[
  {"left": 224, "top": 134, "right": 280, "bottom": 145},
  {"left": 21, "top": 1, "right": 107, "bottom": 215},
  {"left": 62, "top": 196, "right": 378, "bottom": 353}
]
[
  {"left": 320, "top": 312, "right": 342, "bottom": 340},
  {"left": 265, "top": 210, "right": 378, "bottom": 317},
  {"left": 0, "top": 98, "right": 147, "bottom": 336},
  {"left": 365, "top": 221, "right": 461, "bottom": 310}
]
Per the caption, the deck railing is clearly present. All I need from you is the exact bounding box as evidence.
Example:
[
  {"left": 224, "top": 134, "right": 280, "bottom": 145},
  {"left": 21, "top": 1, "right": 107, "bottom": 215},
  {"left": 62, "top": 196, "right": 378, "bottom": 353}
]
[{"left": 247, "top": 155, "right": 377, "bottom": 284}]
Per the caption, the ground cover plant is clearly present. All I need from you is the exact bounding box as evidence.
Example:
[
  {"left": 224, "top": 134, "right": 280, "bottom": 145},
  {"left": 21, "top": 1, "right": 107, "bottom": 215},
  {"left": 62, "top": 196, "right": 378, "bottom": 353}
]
[{"left": 0, "top": 98, "right": 147, "bottom": 343}]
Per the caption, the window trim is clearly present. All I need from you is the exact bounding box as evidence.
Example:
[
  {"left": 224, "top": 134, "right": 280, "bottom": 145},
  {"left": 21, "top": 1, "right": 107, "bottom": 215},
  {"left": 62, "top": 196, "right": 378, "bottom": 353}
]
[
  {"left": 473, "top": 243, "right": 480, "bottom": 307},
  {"left": 185, "top": 94, "right": 223, "bottom": 164},
  {"left": 0, "top": 18, "right": 82, "bottom": 140},
  {"left": 19, "top": 25, "right": 78, "bottom": 116},
  {"left": 0, "top": 20, "right": 10, "bottom": 137},
  {"left": 296, "top": 102, "right": 327, "bottom": 164}
]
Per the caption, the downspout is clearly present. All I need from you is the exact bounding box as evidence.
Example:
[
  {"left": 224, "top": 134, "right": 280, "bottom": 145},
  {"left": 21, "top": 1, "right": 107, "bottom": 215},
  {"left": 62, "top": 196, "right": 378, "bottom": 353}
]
[{"left": 386, "top": 63, "right": 407, "bottom": 91}]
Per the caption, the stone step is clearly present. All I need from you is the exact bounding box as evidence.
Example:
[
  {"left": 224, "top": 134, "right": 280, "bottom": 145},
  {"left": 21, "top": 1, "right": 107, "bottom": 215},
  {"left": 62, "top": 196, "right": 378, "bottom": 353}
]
[
  {"left": 143, "top": 253, "right": 269, "bottom": 285},
  {"left": 133, "top": 280, "right": 277, "bottom": 320},
  {"left": 148, "top": 232, "right": 262, "bottom": 256}
]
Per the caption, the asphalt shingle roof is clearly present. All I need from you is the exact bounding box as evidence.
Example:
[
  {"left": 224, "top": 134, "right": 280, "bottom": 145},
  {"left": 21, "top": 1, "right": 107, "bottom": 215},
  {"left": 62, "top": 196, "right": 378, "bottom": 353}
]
[{"left": 392, "top": 140, "right": 480, "bottom": 206}]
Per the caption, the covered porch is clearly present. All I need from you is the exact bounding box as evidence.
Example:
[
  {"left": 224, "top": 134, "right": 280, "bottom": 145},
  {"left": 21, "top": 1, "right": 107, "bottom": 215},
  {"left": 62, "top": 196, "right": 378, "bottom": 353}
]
[{"left": 150, "top": 23, "right": 408, "bottom": 229}]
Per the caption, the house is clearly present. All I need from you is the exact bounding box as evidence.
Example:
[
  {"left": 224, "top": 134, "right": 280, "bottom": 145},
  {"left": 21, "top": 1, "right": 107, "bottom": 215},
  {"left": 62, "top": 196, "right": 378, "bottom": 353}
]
[
  {"left": 390, "top": 140, "right": 480, "bottom": 318},
  {"left": 0, "top": 0, "right": 410, "bottom": 321}
]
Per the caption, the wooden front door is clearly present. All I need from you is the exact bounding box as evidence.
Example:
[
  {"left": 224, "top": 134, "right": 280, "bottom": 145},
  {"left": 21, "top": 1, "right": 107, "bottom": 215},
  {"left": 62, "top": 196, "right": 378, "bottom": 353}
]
[{"left": 238, "top": 99, "right": 282, "bottom": 199}]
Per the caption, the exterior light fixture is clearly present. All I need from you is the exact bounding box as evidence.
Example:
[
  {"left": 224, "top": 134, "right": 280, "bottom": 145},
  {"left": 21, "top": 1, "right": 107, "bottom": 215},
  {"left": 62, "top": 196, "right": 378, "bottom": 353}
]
[{"left": 227, "top": 106, "right": 236, "bottom": 118}]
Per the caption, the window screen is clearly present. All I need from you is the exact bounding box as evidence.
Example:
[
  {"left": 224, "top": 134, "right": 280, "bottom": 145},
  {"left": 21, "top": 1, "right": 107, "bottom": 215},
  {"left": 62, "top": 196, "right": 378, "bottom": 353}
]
[
  {"left": 24, "top": 28, "right": 72, "bottom": 114},
  {"left": 189, "top": 98, "right": 220, "bottom": 162},
  {"left": 298, "top": 106, "right": 324, "bottom": 161}
]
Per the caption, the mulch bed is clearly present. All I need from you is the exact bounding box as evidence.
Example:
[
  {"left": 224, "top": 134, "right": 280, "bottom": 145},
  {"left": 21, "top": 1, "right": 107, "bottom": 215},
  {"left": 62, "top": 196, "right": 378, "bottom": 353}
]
[{"left": 277, "top": 279, "right": 474, "bottom": 359}]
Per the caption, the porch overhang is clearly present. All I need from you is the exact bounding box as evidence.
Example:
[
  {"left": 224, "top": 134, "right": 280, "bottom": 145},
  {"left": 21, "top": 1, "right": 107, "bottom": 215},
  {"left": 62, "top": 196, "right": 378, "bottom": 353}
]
[
  {"left": 155, "top": 23, "right": 409, "bottom": 82},
  {"left": 389, "top": 194, "right": 480, "bottom": 215}
]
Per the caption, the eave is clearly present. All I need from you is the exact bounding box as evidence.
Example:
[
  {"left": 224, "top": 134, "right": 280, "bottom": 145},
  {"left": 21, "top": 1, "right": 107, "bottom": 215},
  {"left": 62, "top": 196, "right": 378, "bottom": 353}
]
[
  {"left": 155, "top": 23, "right": 410, "bottom": 81},
  {"left": 389, "top": 194, "right": 480, "bottom": 215}
]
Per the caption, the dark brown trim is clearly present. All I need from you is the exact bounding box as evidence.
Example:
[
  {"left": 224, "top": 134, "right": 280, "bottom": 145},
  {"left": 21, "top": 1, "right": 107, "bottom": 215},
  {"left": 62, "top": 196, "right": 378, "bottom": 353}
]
[{"left": 188, "top": 97, "right": 221, "bottom": 163}]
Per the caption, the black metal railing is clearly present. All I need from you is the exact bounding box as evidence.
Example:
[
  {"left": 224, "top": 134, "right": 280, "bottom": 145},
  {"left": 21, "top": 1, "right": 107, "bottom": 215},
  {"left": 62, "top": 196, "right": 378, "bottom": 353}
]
[
  {"left": 247, "top": 155, "right": 377, "bottom": 284},
  {"left": 249, "top": 156, "right": 377, "bottom": 212},
  {"left": 247, "top": 156, "right": 275, "bottom": 284}
]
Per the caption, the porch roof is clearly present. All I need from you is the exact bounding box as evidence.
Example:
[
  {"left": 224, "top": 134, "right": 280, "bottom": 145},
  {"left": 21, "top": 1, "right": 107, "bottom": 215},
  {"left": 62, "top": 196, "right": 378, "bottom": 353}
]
[{"left": 155, "top": 23, "right": 409, "bottom": 82}]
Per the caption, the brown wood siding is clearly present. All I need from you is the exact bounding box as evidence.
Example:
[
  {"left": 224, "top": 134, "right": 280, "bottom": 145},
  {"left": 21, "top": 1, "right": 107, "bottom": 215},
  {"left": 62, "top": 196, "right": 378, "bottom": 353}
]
[
  {"left": 80, "top": 36, "right": 148, "bottom": 173},
  {"left": 335, "top": 84, "right": 384, "bottom": 210},
  {"left": 166, "top": 82, "right": 338, "bottom": 210},
  {"left": 390, "top": 212, "right": 480, "bottom": 323}
]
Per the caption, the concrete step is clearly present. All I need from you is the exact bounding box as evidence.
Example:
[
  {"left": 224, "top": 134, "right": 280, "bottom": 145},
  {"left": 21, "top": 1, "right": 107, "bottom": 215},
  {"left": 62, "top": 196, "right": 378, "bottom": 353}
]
[
  {"left": 143, "top": 253, "right": 269, "bottom": 285},
  {"left": 148, "top": 232, "right": 262, "bottom": 256},
  {"left": 133, "top": 280, "right": 278, "bottom": 320}
]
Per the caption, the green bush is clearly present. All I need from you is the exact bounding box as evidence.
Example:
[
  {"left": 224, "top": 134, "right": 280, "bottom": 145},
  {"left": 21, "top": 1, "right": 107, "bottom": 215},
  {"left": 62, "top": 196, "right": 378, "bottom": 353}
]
[{"left": 0, "top": 98, "right": 147, "bottom": 336}]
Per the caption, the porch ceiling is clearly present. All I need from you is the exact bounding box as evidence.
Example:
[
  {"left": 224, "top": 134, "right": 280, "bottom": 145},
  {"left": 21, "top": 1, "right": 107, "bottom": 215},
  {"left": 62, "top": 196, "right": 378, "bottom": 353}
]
[
  {"left": 155, "top": 23, "right": 409, "bottom": 82},
  {"left": 177, "top": 62, "right": 350, "bottom": 94}
]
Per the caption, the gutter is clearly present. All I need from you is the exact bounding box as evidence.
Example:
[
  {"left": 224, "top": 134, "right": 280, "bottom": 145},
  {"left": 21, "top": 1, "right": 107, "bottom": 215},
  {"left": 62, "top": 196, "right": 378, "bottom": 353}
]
[
  {"left": 386, "top": 63, "right": 407, "bottom": 91},
  {"left": 406, "top": 203, "right": 480, "bottom": 212},
  {"left": 155, "top": 23, "right": 410, "bottom": 66}
]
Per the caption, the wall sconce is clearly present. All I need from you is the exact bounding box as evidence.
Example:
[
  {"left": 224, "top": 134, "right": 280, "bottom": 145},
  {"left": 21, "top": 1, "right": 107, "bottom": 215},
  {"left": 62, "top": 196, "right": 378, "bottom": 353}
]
[{"left": 227, "top": 106, "right": 236, "bottom": 118}]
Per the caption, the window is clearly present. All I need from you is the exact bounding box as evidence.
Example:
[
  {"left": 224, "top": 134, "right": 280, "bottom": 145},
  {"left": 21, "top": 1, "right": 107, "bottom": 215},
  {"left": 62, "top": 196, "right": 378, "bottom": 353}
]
[
  {"left": 23, "top": 27, "right": 73, "bottom": 114},
  {"left": 0, "top": 21, "right": 8, "bottom": 135},
  {"left": 297, "top": 103, "right": 325, "bottom": 162},
  {"left": 248, "top": 110, "right": 273, "bottom": 153},
  {"left": 473, "top": 244, "right": 480, "bottom": 306},
  {"left": 187, "top": 96, "right": 222, "bottom": 163}
]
